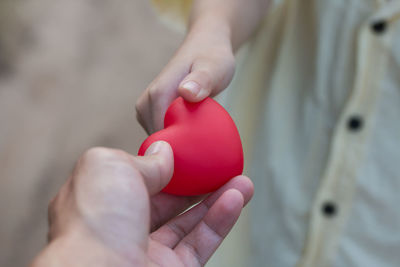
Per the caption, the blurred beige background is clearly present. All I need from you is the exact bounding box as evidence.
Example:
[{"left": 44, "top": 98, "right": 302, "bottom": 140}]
[{"left": 0, "top": 0, "right": 250, "bottom": 266}]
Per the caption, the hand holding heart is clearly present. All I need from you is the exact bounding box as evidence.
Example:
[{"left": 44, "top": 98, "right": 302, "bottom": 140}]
[
  {"left": 32, "top": 144, "right": 253, "bottom": 267},
  {"left": 135, "top": 22, "right": 235, "bottom": 135},
  {"left": 138, "top": 97, "right": 244, "bottom": 196}
]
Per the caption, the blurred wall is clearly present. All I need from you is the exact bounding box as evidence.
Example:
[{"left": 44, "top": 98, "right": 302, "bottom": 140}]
[
  {"left": 0, "top": 1, "right": 250, "bottom": 266},
  {"left": 0, "top": 0, "right": 181, "bottom": 265}
]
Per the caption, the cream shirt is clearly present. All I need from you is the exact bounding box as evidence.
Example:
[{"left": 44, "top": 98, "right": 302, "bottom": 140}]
[{"left": 151, "top": 0, "right": 400, "bottom": 266}]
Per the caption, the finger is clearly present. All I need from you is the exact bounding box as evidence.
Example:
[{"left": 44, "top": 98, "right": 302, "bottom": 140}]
[
  {"left": 178, "top": 54, "right": 235, "bottom": 102},
  {"left": 137, "top": 58, "right": 190, "bottom": 133},
  {"left": 132, "top": 141, "right": 174, "bottom": 195},
  {"left": 149, "top": 90, "right": 178, "bottom": 133},
  {"left": 147, "top": 66, "right": 187, "bottom": 132},
  {"left": 174, "top": 189, "right": 244, "bottom": 266},
  {"left": 135, "top": 91, "right": 154, "bottom": 135},
  {"left": 150, "top": 175, "right": 253, "bottom": 246}
]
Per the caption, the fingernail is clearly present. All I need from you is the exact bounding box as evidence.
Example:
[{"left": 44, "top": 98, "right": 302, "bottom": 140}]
[
  {"left": 181, "top": 81, "right": 201, "bottom": 95},
  {"left": 196, "top": 88, "right": 209, "bottom": 99},
  {"left": 145, "top": 141, "right": 164, "bottom": 156}
]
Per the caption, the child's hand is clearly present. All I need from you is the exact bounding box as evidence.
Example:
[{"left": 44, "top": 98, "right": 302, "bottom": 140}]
[
  {"left": 135, "top": 18, "right": 235, "bottom": 134},
  {"left": 136, "top": 0, "right": 269, "bottom": 134}
]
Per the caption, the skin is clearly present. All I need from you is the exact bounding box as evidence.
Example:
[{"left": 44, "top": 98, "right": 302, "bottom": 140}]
[
  {"left": 31, "top": 141, "right": 254, "bottom": 267},
  {"left": 136, "top": 0, "right": 270, "bottom": 134}
]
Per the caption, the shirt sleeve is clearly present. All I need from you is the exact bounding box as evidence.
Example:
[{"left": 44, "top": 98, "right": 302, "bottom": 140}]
[{"left": 150, "top": 0, "right": 193, "bottom": 32}]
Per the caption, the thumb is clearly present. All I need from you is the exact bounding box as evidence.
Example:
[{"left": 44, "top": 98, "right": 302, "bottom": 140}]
[
  {"left": 178, "top": 55, "right": 235, "bottom": 102},
  {"left": 133, "top": 141, "right": 174, "bottom": 196}
]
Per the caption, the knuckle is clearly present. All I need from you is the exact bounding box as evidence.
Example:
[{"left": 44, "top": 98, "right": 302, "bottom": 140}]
[
  {"left": 167, "top": 221, "right": 189, "bottom": 240},
  {"left": 212, "top": 52, "right": 236, "bottom": 91},
  {"left": 135, "top": 103, "right": 145, "bottom": 126},
  {"left": 135, "top": 99, "right": 143, "bottom": 115},
  {"left": 80, "top": 147, "right": 128, "bottom": 167},
  {"left": 193, "top": 51, "right": 235, "bottom": 90},
  {"left": 147, "top": 84, "right": 164, "bottom": 102},
  {"left": 152, "top": 157, "right": 165, "bottom": 179},
  {"left": 82, "top": 147, "right": 112, "bottom": 162},
  {"left": 214, "top": 51, "right": 235, "bottom": 76},
  {"left": 158, "top": 153, "right": 173, "bottom": 177},
  {"left": 135, "top": 90, "right": 149, "bottom": 114},
  {"left": 196, "top": 68, "right": 213, "bottom": 79},
  {"left": 135, "top": 96, "right": 151, "bottom": 132}
]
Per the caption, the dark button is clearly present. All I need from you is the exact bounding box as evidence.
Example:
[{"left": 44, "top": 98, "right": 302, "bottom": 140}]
[
  {"left": 347, "top": 115, "right": 363, "bottom": 131},
  {"left": 322, "top": 201, "right": 337, "bottom": 217},
  {"left": 371, "top": 20, "right": 387, "bottom": 34}
]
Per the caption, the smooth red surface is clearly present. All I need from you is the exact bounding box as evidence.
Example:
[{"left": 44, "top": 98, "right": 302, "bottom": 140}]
[{"left": 138, "top": 97, "right": 244, "bottom": 196}]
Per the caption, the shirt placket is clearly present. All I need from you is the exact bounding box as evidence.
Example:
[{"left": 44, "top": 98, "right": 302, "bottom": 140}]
[{"left": 297, "top": 2, "right": 399, "bottom": 266}]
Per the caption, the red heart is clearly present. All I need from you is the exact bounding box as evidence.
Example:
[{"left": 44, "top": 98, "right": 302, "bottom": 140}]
[{"left": 138, "top": 97, "right": 244, "bottom": 196}]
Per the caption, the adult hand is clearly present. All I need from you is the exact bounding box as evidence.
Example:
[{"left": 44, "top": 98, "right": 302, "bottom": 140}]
[{"left": 31, "top": 141, "right": 254, "bottom": 267}]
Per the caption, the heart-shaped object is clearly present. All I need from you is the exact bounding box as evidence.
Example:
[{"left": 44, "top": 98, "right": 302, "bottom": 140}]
[{"left": 138, "top": 97, "right": 243, "bottom": 196}]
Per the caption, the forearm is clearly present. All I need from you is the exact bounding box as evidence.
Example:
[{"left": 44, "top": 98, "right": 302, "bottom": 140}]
[{"left": 188, "top": 0, "right": 270, "bottom": 51}]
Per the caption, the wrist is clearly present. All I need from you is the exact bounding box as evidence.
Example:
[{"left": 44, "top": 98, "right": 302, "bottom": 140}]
[
  {"left": 187, "top": 0, "right": 269, "bottom": 52},
  {"left": 187, "top": 13, "right": 233, "bottom": 52}
]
